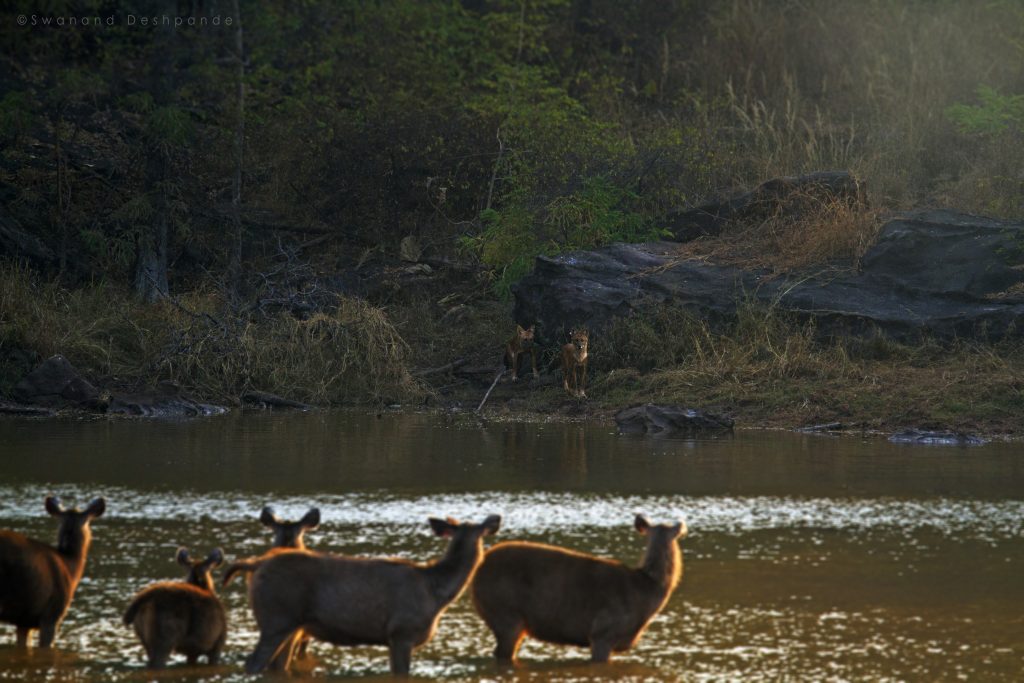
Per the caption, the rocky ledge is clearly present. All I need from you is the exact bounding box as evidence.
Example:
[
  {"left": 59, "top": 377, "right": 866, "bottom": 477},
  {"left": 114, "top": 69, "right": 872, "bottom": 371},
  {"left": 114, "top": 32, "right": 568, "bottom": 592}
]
[{"left": 514, "top": 207, "right": 1024, "bottom": 345}]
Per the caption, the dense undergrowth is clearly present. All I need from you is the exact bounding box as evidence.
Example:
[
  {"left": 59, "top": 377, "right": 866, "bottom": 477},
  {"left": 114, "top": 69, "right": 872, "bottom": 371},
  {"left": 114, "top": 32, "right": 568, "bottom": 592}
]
[{"left": 2, "top": 1, "right": 1024, "bottom": 430}]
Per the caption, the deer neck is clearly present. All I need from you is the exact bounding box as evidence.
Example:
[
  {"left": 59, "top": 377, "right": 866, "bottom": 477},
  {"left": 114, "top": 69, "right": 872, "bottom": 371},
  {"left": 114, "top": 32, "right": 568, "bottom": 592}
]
[
  {"left": 639, "top": 537, "right": 681, "bottom": 593},
  {"left": 425, "top": 535, "right": 484, "bottom": 606}
]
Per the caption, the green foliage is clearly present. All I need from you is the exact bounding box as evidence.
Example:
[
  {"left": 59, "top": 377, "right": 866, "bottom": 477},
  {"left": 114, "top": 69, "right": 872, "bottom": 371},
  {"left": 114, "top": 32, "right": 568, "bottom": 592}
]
[{"left": 946, "top": 86, "right": 1024, "bottom": 136}]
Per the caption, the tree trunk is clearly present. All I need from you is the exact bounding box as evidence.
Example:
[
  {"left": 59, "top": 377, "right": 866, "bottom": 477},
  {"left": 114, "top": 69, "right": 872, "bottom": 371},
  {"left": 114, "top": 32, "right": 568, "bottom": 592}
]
[
  {"left": 133, "top": 1, "right": 175, "bottom": 303},
  {"left": 228, "top": 0, "right": 245, "bottom": 292}
]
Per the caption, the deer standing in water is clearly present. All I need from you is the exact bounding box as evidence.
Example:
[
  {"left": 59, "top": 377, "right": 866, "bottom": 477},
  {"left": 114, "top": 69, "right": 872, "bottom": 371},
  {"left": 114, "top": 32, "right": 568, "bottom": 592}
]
[
  {"left": 472, "top": 514, "right": 686, "bottom": 664},
  {"left": 221, "top": 505, "right": 321, "bottom": 663},
  {"left": 238, "top": 514, "right": 501, "bottom": 675},
  {"left": 0, "top": 496, "right": 106, "bottom": 648},
  {"left": 123, "top": 548, "right": 227, "bottom": 668}
]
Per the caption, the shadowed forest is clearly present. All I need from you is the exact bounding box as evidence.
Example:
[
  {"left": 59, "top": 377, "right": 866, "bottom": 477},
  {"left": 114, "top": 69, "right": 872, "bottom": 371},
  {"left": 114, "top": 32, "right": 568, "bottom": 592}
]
[{"left": 2, "top": 0, "right": 1024, "bottom": 431}]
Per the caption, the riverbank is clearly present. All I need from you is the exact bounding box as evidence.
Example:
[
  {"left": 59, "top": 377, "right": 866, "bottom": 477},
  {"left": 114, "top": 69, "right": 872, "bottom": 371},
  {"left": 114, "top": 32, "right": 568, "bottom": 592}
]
[{"left": 3, "top": 260, "right": 1022, "bottom": 438}]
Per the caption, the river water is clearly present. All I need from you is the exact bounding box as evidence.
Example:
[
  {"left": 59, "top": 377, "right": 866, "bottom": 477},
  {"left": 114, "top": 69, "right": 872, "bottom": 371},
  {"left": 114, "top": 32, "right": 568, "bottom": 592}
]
[{"left": 0, "top": 411, "right": 1021, "bottom": 681}]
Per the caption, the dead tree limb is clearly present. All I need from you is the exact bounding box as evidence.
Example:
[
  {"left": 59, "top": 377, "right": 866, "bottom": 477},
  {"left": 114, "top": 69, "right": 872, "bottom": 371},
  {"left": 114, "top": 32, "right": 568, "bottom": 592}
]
[{"left": 475, "top": 368, "right": 507, "bottom": 414}]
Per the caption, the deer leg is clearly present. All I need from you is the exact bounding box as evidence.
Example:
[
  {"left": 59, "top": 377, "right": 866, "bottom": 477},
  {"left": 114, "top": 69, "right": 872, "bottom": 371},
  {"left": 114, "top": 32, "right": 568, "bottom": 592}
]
[
  {"left": 530, "top": 349, "right": 539, "bottom": 379},
  {"left": 146, "top": 644, "right": 173, "bottom": 669},
  {"left": 387, "top": 637, "right": 414, "bottom": 675},
  {"left": 590, "top": 641, "right": 612, "bottom": 663},
  {"left": 269, "top": 630, "right": 302, "bottom": 671},
  {"left": 186, "top": 653, "right": 199, "bottom": 665},
  {"left": 579, "top": 363, "right": 587, "bottom": 398},
  {"left": 208, "top": 631, "right": 226, "bottom": 665},
  {"left": 36, "top": 621, "right": 57, "bottom": 648},
  {"left": 510, "top": 350, "right": 519, "bottom": 381},
  {"left": 245, "top": 627, "right": 298, "bottom": 674},
  {"left": 15, "top": 627, "right": 31, "bottom": 648}
]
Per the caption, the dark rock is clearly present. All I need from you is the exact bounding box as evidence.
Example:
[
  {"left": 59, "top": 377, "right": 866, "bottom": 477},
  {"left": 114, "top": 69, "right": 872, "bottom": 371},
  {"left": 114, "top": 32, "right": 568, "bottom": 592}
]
[
  {"left": 514, "top": 209, "right": 1024, "bottom": 345},
  {"left": 887, "top": 429, "right": 985, "bottom": 446},
  {"left": 108, "top": 383, "right": 226, "bottom": 418},
  {"left": 665, "top": 171, "right": 865, "bottom": 242},
  {"left": 12, "top": 355, "right": 101, "bottom": 408},
  {"left": 242, "top": 390, "right": 312, "bottom": 410},
  {"left": 795, "top": 422, "right": 844, "bottom": 433},
  {"left": 0, "top": 400, "right": 55, "bottom": 417},
  {"left": 615, "top": 403, "right": 734, "bottom": 435}
]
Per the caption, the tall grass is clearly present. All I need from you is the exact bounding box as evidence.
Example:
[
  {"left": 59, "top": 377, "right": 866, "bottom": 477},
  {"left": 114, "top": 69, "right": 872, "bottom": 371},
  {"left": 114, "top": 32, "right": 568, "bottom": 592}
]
[{"left": 0, "top": 265, "right": 422, "bottom": 405}]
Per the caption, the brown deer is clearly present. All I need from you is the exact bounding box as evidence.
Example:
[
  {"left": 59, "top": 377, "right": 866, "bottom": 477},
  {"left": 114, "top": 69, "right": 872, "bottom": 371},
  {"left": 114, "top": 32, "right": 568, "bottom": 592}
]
[
  {"left": 471, "top": 514, "right": 686, "bottom": 664},
  {"left": 240, "top": 514, "right": 501, "bottom": 675},
  {"left": 505, "top": 324, "right": 538, "bottom": 381},
  {"left": 247, "top": 505, "right": 321, "bottom": 662},
  {"left": 561, "top": 327, "right": 590, "bottom": 397},
  {"left": 0, "top": 496, "right": 106, "bottom": 648},
  {"left": 123, "top": 548, "right": 227, "bottom": 668}
]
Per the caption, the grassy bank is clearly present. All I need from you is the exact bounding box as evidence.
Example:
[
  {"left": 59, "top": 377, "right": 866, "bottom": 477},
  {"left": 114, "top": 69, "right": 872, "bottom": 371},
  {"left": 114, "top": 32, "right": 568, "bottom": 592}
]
[{"left": 8, "top": 260, "right": 1024, "bottom": 437}]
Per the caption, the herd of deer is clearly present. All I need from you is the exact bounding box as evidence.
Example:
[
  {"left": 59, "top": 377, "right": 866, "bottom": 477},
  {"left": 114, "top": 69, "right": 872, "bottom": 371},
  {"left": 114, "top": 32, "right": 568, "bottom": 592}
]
[{"left": 0, "top": 496, "right": 688, "bottom": 675}]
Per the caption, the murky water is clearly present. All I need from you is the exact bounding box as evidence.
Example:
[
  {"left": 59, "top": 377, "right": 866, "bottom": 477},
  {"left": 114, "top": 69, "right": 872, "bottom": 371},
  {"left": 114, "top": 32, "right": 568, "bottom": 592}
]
[{"left": 0, "top": 411, "right": 1022, "bottom": 681}]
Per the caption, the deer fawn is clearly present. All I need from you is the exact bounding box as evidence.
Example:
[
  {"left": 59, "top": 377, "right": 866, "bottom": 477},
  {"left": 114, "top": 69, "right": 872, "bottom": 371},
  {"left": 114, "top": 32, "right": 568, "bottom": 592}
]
[
  {"left": 472, "top": 514, "right": 686, "bottom": 664},
  {"left": 561, "top": 327, "right": 590, "bottom": 397},
  {"left": 0, "top": 496, "right": 105, "bottom": 648},
  {"left": 239, "top": 514, "right": 501, "bottom": 675},
  {"left": 123, "top": 547, "right": 228, "bottom": 668}
]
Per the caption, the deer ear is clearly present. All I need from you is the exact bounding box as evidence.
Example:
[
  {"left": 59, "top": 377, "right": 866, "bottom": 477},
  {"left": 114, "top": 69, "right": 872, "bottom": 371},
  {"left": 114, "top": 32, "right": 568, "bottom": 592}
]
[
  {"left": 176, "top": 547, "right": 192, "bottom": 566},
  {"left": 516, "top": 324, "right": 525, "bottom": 333},
  {"left": 260, "top": 506, "right": 277, "bottom": 527},
  {"left": 429, "top": 517, "right": 457, "bottom": 537},
  {"left": 207, "top": 548, "right": 225, "bottom": 567},
  {"left": 45, "top": 496, "right": 64, "bottom": 516},
  {"left": 301, "top": 508, "right": 321, "bottom": 529},
  {"left": 527, "top": 325, "right": 535, "bottom": 332},
  {"left": 634, "top": 514, "right": 651, "bottom": 535},
  {"left": 84, "top": 498, "right": 106, "bottom": 519},
  {"left": 482, "top": 514, "right": 502, "bottom": 536}
]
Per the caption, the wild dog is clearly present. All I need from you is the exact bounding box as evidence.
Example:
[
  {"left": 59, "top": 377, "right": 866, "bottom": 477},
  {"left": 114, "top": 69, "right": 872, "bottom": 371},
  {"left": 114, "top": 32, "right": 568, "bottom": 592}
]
[
  {"left": 0, "top": 496, "right": 106, "bottom": 648},
  {"left": 561, "top": 327, "right": 589, "bottom": 397},
  {"left": 472, "top": 514, "right": 687, "bottom": 664},
  {"left": 123, "top": 548, "right": 227, "bottom": 668},
  {"left": 505, "top": 324, "right": 538, "bottom": 381}
]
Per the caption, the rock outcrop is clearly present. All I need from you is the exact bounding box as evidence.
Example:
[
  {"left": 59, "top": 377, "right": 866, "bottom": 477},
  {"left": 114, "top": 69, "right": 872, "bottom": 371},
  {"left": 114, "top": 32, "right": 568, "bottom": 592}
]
[
  {"left": 615, "top": 404, "right": 734, "bottom": 435},
  {"left": 514, "top": 209, "right": 1024, "bottom": 345}
]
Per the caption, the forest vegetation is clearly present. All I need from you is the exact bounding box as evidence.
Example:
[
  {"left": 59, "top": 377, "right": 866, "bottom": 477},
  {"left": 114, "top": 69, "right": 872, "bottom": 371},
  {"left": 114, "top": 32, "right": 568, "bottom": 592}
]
[{"left": 2, "top": 0, "right": 1023, "bottom": 432}]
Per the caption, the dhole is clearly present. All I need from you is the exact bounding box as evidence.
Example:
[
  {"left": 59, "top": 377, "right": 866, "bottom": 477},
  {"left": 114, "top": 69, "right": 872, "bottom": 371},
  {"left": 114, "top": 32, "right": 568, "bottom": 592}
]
[
  {"left": 505, "top": 324, "right": 538, "bottom": 381},
  {"left": 561, "top": 327, "right": 590, "bottom": 397},
  {"left": 240, "top": 514, "right": 501, "bottom": 675},
  {"left": 0, "top": 496, "right": 106, "bottom": 647},
  {"left": 471, "top": 514, "right": 686, "bottom": 664},
  {"left": 123, "top": 548, "right": 227, "bottom": 668}
]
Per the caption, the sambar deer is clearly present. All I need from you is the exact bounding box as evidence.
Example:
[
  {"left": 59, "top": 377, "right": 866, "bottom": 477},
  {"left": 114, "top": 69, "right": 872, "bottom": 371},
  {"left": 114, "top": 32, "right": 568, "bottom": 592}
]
[
  {"left": 221, "top": 505, "right": 321, "bottom": 664},
  {"left": 0, "top": 496, "right": 106, "bottom": 648},
  {"left": 471, "top": 514, "right": 686, "bottom": 664},
  {"left": 123, "top": 548, "right": 227, "bottom": 668},
  {"left": 561, "top": 327, "right": 589, "bottom": 397},
  {"left": 240, "top": 514, "right": 501, "bottom": 675}
]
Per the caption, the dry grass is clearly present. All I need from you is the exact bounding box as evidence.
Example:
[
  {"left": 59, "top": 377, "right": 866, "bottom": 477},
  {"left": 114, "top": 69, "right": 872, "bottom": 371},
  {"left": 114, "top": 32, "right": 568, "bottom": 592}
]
[{"left": 0, "top": 265, "right": 422, "bottom": 405}]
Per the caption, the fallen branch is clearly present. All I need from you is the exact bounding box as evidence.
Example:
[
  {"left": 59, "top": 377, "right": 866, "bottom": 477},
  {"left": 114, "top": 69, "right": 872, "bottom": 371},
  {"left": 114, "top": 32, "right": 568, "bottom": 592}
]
[
  {"left": 475, "top": 368, "right": 507, "bottom": 414},
  {"left": 413, "top": 358, "right": 467, "bottom": 378},
  {"left": 242, "top": 390, "right": 313, "bottom": 410}
]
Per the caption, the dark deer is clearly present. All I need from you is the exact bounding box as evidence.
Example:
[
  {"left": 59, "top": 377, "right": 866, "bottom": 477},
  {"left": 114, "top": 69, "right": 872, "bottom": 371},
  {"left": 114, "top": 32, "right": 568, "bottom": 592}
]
[
  {"left": 471, "top": 514, "right": 686, "bottom": 664},
  {"left": 260, "top": 505, "right": 320, "bottom": 550},
  {"left": 123, "top": 548, "right": 227, "bottom": 668},
  {"left": 240, "top": 514, "right": 501, "bottom": 675},
  {"left": 0, "top": 496, "right": 106, "bottom": 648},
  {"left": 226, "top": 505, "right": 321, "bottom": 663},
  {"left": 561, "top": 327, "right": 589, "bottom": 397}
]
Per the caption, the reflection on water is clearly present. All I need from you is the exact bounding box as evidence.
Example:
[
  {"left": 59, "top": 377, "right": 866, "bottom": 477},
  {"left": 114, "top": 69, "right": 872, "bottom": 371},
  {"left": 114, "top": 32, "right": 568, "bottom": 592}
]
[{"left": 0, "top": 411, "right": 1022, "bottom": 680}]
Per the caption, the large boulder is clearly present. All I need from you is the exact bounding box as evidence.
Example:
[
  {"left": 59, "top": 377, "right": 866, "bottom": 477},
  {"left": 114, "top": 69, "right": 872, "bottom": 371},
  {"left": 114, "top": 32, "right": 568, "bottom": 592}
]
[
  {"left": 12, "top": 355, "right": 101, "bottom": 408},
  {"left": 665, "top": 170, "right": 865, "bottom": 242},
  {"left": 513, "top": 209, "right": 1024, "bottom": 345},
  {"left": 107, "top": 383, "right": 226, "bottom": 418},
  {"left": 615, "top": 404, "right": 734, "bottom": 435}
]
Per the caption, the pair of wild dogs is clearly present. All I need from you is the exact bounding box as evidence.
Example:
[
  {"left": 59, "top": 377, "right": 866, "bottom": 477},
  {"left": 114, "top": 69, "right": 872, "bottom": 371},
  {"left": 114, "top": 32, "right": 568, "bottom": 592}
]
[
  {"left": 0, "top": 498, "right": 687, "bottom": 676},
  {"left": 506, "top": 324, "right": 590, "bottom": 397}
]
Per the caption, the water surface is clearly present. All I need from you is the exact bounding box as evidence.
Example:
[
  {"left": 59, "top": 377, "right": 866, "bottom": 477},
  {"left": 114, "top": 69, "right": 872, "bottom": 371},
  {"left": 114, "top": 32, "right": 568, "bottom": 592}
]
[{"left": 0, "top": 411, "right": 1021, "bottom": 681}]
